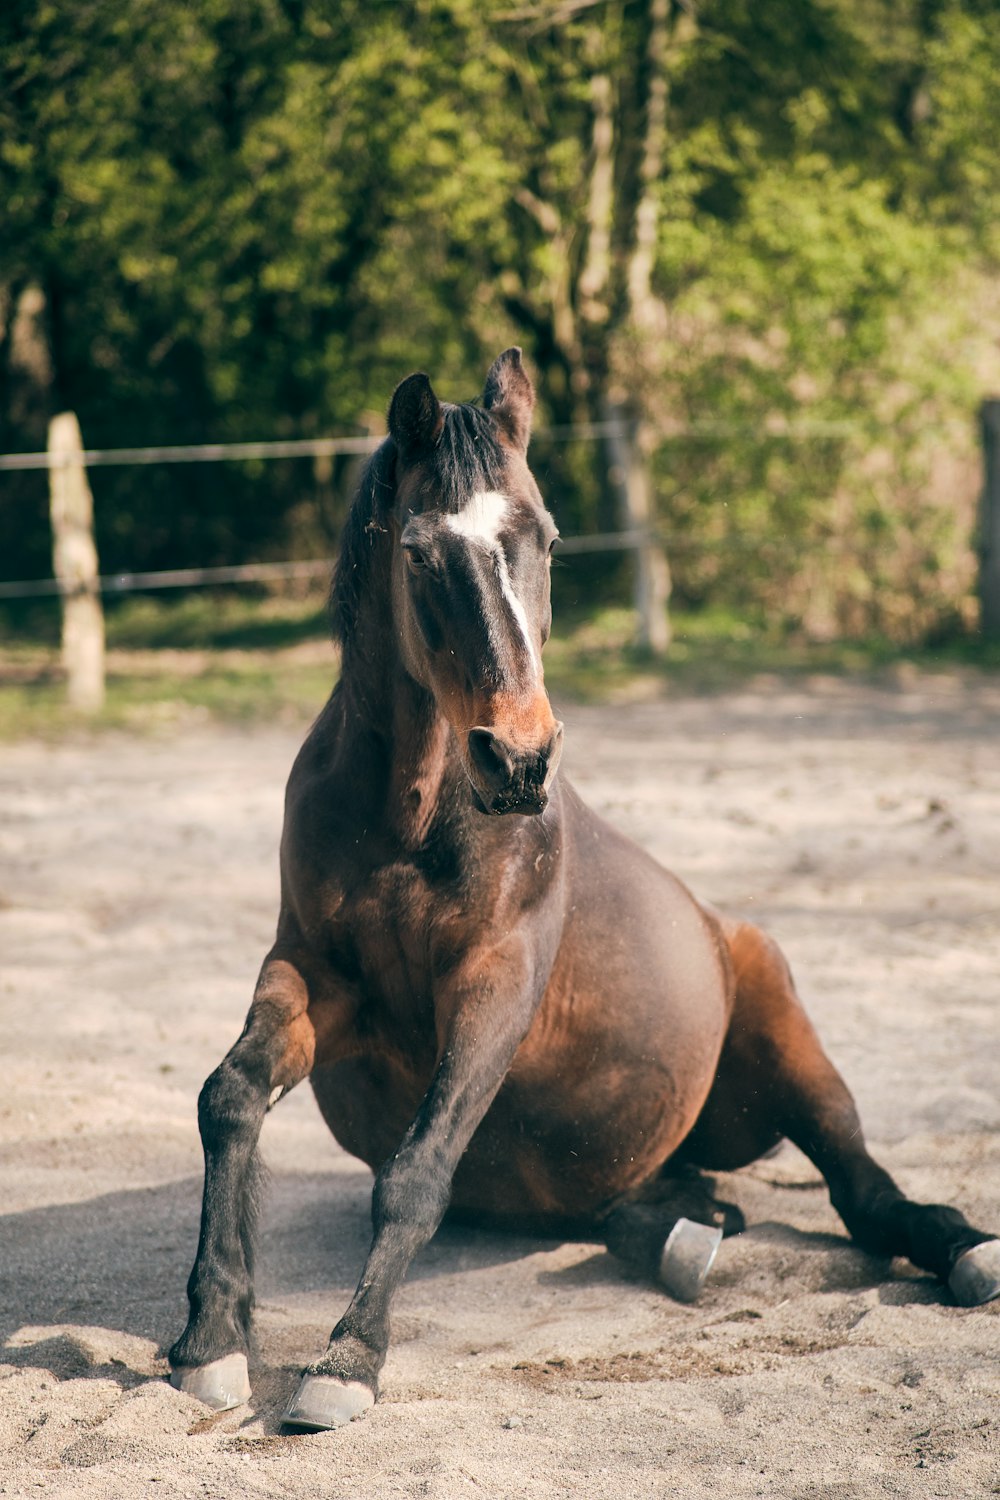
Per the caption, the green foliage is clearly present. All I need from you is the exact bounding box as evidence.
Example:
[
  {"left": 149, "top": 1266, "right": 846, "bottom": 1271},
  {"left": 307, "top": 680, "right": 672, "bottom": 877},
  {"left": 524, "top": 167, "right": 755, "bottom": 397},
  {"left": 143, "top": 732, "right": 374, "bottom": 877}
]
[{"left": 637, "top": 0, "right": 1000, "bottom": 639}]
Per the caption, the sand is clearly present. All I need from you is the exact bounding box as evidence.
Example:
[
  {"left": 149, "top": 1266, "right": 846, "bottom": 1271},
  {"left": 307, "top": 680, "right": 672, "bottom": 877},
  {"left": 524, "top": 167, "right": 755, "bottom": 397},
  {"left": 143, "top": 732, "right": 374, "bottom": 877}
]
[{"left": 1, "top": 671, "right": 998, "bottom": 1499}]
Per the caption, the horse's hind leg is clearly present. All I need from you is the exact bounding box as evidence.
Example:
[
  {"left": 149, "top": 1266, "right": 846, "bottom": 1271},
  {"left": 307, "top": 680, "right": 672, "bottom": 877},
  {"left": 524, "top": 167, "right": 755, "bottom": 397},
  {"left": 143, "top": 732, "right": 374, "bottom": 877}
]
[
  {"left": 603, "top": 1170, "right": 745, "bottom": 1302},
  {"left": 169, "top": 955, "right": 329, "bottom": 1409},
  {"left": 682, "top": 921, "right": 1000, "bottom": 1304}
]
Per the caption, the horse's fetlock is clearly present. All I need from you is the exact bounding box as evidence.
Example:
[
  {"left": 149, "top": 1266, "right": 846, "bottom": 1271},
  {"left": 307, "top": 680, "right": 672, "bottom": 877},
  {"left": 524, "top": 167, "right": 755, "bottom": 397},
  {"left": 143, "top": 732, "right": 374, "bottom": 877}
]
[
  {"left": 169, "top": 1315, "right": 248, "bottom": 1372},
  {"left": 308, "top": 1329, "right": 382, "bottom": 1391}
]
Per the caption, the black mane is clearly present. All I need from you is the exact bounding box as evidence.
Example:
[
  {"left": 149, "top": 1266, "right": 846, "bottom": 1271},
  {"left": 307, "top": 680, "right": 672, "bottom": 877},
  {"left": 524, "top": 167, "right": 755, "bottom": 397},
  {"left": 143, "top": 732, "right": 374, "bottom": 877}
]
[
  {"left": 432, "top": 400, "right": 507, "bottom": 512},
  {"left": 330, "top": 402, "right": 507, "bottom": 644},
  {"left": 329, "top": 439, "right": 397, "bottom": 645}
]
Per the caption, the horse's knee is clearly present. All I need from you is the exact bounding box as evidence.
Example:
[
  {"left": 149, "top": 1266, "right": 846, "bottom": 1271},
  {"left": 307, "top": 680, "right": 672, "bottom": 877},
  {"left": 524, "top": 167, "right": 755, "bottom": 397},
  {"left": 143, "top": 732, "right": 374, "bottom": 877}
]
[
  {"left": 197, "top": 1057, "right": 267, "bottom": 1147},
  {"left": 196, "top": 992, "right": 319, "bottom": 1149}
]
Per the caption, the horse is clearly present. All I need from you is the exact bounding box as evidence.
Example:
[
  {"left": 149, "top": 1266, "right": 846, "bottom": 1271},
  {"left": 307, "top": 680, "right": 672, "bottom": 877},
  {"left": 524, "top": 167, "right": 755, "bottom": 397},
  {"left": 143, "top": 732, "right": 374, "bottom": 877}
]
[{"left": 169, "top": 348, "right": 1000, "bottom": 1430}]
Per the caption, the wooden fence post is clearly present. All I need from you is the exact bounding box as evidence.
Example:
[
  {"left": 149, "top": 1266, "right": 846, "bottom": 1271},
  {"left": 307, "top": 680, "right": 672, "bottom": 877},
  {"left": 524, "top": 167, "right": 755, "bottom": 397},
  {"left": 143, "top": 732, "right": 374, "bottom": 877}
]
[
  {"left": 48, "top": 411, "right": 105, "bottom": 712},
  {"left": 980, "top": 399, "right": 1000, "bottom": 641},
  {"left": 602, "top": 402, "right": 671, "bottom": 653}
]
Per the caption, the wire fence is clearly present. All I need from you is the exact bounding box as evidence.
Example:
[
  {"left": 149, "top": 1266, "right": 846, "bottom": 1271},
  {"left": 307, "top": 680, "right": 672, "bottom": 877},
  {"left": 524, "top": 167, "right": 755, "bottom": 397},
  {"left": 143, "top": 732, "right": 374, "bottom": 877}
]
[
  {"left": 5, "top": 417, "right": 688, "bottom": 709},
  {"left": 0, "top": 435, "right": 381, "bottom": 473},
  {"left": 5, "top": 406, "right": 996, "bottom": 709},
  {"left": 0, "top": 533, "right": 657, "bottom": 601},
  {"left": 0, "top": 416, "right": 864, "bottom": 473},
  {"left": 0, "top": 426, "right": 668, "bottom": 600},
  {"left": 0, "top": 418, "right": 864, "bottom": 602}
]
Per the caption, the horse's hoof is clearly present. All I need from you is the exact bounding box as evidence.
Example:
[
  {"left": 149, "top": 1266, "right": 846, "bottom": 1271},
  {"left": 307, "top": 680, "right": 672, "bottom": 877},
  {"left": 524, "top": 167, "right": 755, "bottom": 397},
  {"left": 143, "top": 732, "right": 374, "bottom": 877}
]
[
  {"left": 658, "top": 1216, "right": 723, "bottom": 1303},
  {"left": 949, "top": 1239, "right": 1000, "bottom": 1307},
  {"left": 169, "top": 1352, "right": 250, "bottom": 1411},
  {"left": 284, "top": 1374, "right": 375, "bottom": 1431}
]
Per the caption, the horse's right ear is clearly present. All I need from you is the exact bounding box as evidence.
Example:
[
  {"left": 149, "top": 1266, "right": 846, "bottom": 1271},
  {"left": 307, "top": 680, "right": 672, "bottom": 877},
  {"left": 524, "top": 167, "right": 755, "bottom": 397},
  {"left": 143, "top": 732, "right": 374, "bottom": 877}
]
[
  {"left": 482, "top": 347, "right": 534, "bottom": 453},
  {"left": 388, "top": 372, "right": 444, "bottom": 458}
]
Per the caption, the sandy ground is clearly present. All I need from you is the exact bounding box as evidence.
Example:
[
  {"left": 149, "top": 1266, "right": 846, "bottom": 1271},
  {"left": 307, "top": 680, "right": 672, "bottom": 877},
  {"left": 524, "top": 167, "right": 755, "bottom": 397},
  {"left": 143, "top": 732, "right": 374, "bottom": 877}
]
[{"left": 1, "top": 672, "right": 998, "bottom": 1499}]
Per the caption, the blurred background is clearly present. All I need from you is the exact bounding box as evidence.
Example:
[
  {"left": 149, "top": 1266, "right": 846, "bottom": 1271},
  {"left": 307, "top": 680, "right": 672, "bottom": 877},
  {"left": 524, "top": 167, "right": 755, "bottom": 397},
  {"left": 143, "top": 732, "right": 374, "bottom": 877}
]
[{"left": 3, "top": 0, "right": 1000, "bottom": 729}]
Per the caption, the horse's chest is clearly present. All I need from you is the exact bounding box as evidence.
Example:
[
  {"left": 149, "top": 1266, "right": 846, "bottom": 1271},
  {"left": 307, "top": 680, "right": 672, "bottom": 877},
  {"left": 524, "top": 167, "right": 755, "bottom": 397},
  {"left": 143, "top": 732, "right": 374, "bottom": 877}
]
[{"left": 327, "top": 861, "right": 462, "bottom": 1060}]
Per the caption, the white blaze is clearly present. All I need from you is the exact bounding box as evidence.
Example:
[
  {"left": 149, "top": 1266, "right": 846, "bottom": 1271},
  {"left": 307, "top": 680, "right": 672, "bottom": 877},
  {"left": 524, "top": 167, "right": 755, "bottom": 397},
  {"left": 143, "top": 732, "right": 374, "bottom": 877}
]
[
  {"left": 446, "top": 490, "right": 539, "bottom": 674},
  {"left": 445, "top": 488, "right": 509, "bottom": 548}
]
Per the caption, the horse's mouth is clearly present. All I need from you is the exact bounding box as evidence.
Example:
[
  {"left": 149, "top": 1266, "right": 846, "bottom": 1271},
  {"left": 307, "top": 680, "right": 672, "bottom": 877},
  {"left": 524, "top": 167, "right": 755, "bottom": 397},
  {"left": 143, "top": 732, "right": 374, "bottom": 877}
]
[
  {"left": 463, "top": 721, "right": 563, "bottom": 819},
  {"left": 469, "top": 783, "right": 549, "bottom": 817}
]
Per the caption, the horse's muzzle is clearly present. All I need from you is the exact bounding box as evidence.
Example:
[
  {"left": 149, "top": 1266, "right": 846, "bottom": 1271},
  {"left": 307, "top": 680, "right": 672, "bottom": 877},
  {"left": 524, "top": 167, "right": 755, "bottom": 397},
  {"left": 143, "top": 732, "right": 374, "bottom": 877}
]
[{"left": 467, "top": 722, "right": 564, "bottom": 816}]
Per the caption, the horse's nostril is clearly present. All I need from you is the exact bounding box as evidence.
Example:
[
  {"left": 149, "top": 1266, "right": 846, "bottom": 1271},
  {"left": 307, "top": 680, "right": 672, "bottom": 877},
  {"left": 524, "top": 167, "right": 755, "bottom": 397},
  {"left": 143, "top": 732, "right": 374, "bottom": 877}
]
[{"left": 468, "top": 728, "right": 516, "bottom": 785}]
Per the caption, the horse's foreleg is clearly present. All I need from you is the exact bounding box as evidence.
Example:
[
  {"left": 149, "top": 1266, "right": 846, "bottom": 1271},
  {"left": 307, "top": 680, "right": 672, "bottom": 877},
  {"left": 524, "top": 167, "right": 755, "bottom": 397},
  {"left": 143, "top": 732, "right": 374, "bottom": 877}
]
[
  {"left": 169, "top": 955, "right": 323, "bottom": 1410},
  {"left": 689, "top": 923, "right": 999, "bottom": 1304},
  {"left": 285, "top": 944, "right": 540, "bottom": 1432}
]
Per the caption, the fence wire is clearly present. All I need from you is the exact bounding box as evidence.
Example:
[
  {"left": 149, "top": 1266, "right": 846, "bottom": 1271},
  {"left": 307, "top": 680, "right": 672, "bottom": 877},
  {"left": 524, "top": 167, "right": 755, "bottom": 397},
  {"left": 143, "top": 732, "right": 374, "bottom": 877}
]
[
  {"left": 0, "top": 418, "right": 863, "bottom": 601},
  {"left": 0, "top": 417, "right": 863, "bottom": 473}
]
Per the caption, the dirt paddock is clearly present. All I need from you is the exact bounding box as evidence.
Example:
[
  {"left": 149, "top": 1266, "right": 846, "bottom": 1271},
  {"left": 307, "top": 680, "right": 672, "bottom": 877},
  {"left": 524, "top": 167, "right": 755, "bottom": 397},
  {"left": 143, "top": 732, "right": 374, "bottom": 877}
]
[{"left": 1, "top": 672, "right": 998, "bottom": 1499}]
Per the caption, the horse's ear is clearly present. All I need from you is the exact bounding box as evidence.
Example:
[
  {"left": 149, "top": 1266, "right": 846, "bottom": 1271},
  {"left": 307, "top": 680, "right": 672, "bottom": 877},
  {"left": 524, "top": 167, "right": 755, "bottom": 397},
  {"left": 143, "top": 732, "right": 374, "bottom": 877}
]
[
  {"left": 482, "top": 347, "right": 534, "bottom": 453},
  {"left": 388, "top": 372, "right": 444, "bottom": 458}
]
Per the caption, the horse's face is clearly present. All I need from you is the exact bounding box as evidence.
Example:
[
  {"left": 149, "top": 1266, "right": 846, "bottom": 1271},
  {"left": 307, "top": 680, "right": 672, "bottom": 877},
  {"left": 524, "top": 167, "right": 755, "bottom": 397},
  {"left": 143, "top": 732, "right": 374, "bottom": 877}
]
[{"left": 388, "top": 349, "right": 563, "bottom": 816}]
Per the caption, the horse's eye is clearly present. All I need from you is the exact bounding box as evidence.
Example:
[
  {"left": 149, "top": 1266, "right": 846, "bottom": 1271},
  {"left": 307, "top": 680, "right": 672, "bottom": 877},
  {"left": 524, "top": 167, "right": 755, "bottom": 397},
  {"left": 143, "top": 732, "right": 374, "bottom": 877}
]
[
  {"left": 404, "top": 546, "right": 429, "bottom": 575},
  {"left": 547, "top": 537, "right": 560, "bottom": 558}
]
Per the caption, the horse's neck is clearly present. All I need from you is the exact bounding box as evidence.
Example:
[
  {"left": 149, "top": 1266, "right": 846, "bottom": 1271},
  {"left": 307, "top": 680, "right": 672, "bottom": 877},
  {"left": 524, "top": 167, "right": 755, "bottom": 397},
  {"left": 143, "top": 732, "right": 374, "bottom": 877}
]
[
  {"left": 384, "top": 672, "right": 454, "bottom": 844},
  {"left": 339, "top": 615, "right": 458, "bottom": 848}
]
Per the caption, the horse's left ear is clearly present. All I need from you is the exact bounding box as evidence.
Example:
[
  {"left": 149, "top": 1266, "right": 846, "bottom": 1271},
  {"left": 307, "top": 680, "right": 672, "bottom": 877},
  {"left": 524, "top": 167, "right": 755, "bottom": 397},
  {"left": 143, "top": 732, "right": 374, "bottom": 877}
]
[{"left": 482, "top": 347, "right": 535, "bottom": 453}]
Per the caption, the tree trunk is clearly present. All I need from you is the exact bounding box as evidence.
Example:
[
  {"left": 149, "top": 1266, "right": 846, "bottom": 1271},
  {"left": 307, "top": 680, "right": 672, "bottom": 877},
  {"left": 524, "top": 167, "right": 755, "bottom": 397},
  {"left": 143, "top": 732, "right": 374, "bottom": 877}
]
[{"left": 602, "top": 398, "right": 671, "bottom": 652}]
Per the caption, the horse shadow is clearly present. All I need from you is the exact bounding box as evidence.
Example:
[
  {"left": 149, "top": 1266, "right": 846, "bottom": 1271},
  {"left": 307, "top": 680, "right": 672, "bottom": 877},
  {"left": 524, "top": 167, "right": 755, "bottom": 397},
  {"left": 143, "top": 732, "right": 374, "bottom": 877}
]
[
  {"left": 0, "top": 1167, "right": 942, "bottom": 1405},
  {"left": 0, "top": 1165, "right": 582, "bottom": 1392}
]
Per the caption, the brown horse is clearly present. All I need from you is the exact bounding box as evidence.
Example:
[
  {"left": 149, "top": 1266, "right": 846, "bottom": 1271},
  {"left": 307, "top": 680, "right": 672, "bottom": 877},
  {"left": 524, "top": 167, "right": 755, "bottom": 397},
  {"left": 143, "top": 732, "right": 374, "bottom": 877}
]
[{"left": 169, "top": 349, "right": 999, "bottom": 1429}]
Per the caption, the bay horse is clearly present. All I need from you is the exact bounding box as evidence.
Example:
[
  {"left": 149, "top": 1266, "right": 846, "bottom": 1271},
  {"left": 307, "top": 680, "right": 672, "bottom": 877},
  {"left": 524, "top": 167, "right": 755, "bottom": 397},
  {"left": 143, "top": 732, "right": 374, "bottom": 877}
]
[{"left": 170, "top": 349, "right": 999, "bottom": 1429}]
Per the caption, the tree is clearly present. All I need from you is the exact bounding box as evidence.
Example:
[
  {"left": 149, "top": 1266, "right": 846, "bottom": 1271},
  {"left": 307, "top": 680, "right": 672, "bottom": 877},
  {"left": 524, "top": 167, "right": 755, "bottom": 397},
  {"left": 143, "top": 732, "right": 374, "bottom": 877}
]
[
  {"left": 472, "top": 0, "right": 1000, "bottom": 640},
  {"left": 2, "top": 0, "right": 1000, "bottom": 642}
]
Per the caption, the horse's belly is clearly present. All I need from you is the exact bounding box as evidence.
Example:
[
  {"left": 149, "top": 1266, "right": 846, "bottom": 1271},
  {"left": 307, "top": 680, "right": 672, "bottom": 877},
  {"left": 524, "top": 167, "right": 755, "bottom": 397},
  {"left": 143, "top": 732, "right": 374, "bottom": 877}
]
[
  {"left": 449, "top": 879, "right": 733, "bottom": 1218},
  {"left": 310, "top": 1026, "right": 719, "bottom": 1221},
  {"left": 453, "top": 1011, "right": 725, "bottom": 1218},
  {"left": 309, "top": 848, "right": 731, "bottom": 1220},
  {"left": 450, "top": 1069, "right": 693, "bottom": 1219},
  {"left": 310, "top": 1055, "right": 428, "bottom": 1173}
]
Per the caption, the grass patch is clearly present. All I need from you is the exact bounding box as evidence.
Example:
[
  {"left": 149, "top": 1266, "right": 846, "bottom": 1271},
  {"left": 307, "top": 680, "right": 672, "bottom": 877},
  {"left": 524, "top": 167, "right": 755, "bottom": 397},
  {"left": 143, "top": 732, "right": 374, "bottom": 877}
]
[
  {"left": 0, "top": 648, "right": 336, "bottom": 741},
  {"left": 0, "top": 586, "right": 330, "bottom": 653},
  {"left": 2, "top": 591, "right": 999, "bottom": 740},
  {"left": 103, "top": 590, "right": 331, "bottom": 652},
  {"left": 546, "top": 604, "right": 1000, "bottom": 699}
]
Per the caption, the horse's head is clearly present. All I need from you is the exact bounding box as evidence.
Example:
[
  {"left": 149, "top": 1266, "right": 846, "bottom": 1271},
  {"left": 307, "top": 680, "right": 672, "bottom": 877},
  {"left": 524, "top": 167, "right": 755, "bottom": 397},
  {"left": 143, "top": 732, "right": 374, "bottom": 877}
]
[{"left": 387, "top": 348, "right": 563, "bottom": 816}]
